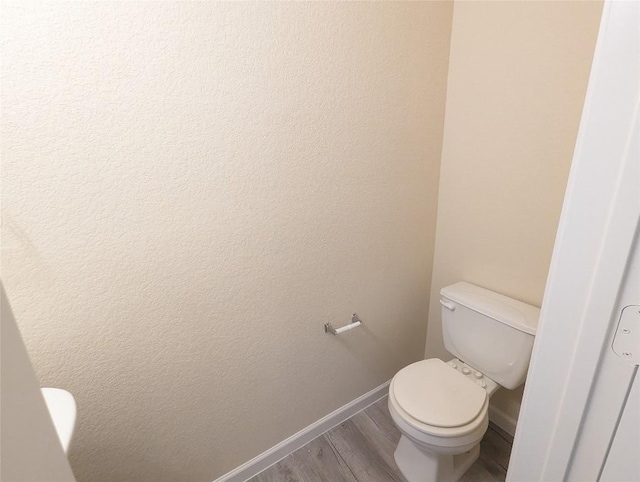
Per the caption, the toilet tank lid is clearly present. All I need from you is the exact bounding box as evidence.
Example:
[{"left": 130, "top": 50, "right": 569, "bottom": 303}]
[{"left": 440, "top": 282, "right": 540, "bottom": 335}]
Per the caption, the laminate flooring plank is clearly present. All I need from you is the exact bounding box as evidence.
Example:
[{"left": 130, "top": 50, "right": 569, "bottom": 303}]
[
  {"left": 251, "top": 457, "right": 306, "bottom": 482},
  {"left": 354, "top": 401, "right": 403, "bottom": 475},
  {"left": 460, "top": 455, "right": 506, "bottom": 482},
  {"left": 250, "top": 396, "right": 513, "bottom": 482},
  {"left": 488, "top": 423, "right": 514, "bottom": 444},
  {"left": 291, "top": 433, "right": 358, "bottom": 482},
  {"left": 249, "top": 435, "right": 356, "bottom": 482},
  {"left": 460, "top": 428, "right": 509, "bottom": 482},
  {"left": 326, "top": 417, "right": 405, "bottom": 482},
  {"left": 363, "top": 398, "right": 402, "bottom": 446},
  {"left": 480, "top": 426, "right": 512, "bottom": 471},
  {"left": 470, "top": 451, "right": 507, "bottom": 482}
]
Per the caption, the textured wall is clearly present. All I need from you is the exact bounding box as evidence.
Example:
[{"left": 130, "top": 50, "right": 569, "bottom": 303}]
[
  {"left": 1, "top": 2, "right": 453, "bottom": 481},
  {"left": 425, "top": 0, "right": 602, "bottom": 425}
]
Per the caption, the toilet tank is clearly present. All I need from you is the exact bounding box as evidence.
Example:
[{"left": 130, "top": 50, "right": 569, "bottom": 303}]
[{"left": 440, "top": 282, "right": 540, "bottom": 389}]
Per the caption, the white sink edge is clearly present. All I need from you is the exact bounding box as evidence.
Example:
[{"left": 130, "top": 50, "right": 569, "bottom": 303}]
[{"left": 41, "top": 387, "right": 76, "bottom": 454}]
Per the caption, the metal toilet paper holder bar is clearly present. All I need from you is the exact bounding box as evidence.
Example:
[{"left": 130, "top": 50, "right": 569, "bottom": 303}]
[{"left": 324, "top": 313, "right": 363, "bottom": 335}]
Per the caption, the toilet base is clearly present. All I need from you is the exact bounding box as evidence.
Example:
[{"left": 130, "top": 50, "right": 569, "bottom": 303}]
[{"left": 394, "top": 434, "right": 480, "bottom": 482}]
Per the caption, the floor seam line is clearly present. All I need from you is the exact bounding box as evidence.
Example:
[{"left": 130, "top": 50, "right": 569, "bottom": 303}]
[{"left": 325, "top": 432, "right": 359, "bottom": 482}]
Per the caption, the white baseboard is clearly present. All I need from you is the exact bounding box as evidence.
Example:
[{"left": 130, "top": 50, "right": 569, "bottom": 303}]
[
  {"left": 213, "top": 381, "right": 391, "bottom": 482},
  {"left": 488, "top": 404, "right": 517, "bottom": 437}
]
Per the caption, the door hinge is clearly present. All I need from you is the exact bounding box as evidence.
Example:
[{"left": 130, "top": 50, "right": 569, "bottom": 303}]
[{"left": 612, "top": 305, "right": 640, "bottom": 366}]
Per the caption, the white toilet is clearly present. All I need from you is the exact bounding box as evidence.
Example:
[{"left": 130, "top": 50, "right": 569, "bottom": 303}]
[{"left": 388, "top": 281, "right": 540, "bottom": 482}]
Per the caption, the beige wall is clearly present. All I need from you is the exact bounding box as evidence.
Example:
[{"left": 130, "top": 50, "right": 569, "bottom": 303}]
[
  {"left": 426, "top": 0, "right": 603, "bottom": 424},
  {"left": 1, "top": 2, "right": 452, "bottom": 481}
]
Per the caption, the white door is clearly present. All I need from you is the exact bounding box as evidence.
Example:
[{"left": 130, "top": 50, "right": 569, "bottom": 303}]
[
  {"left": 1, "top": 285, "right": 77, "bottom": 481},
  {"left": 507, "top": 0, "right": 640, "bottom": 480}
]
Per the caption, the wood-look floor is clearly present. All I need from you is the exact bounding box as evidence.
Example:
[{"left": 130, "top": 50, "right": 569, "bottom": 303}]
[{"left": 249, "top": 397, "right": 512, "bottom": 482}]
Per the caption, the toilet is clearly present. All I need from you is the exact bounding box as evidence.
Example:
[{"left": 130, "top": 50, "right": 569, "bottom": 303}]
[{"left": 388, "top": 281, "right": 540, "bottom": 482}]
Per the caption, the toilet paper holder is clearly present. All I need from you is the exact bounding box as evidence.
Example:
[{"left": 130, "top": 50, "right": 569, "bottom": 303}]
[{"left": 325, "top": 313, "right": 363, "bottom": 335}]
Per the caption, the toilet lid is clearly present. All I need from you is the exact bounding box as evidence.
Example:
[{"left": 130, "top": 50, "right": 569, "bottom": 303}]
[{"left": 392, "top": 359, "right": 487, "bottom": 428}]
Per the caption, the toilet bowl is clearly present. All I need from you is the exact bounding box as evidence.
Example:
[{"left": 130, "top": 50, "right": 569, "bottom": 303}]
[
  {"left": 388, "top": 282, "right": 540, "bottom": 482},
  {"left": 388, "top": 358, "right": 499, "bottom": 481}
]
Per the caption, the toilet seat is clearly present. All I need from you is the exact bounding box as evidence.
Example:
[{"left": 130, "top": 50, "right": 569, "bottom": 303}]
[
  {"left": 392, "top": 359, "right": 486, "bottom": 428},
  {"left": 389, "top": 358, "right": 489, "bottom": 440}
]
